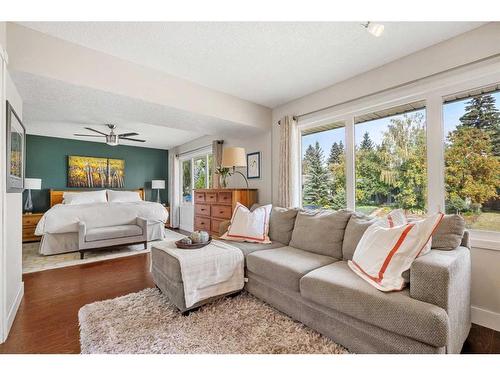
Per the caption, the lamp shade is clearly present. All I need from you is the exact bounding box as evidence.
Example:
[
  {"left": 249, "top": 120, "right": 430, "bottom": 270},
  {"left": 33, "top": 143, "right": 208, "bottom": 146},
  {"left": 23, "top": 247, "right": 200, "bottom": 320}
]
[
  {"left": 221, "top": 147, "right": 247, "bottom": 168},
  {"left": 25, "top": 178, "right": 42, "bottom": 190},
  {"left": 151, "top": 180, "right": 165, "bottom": 189}
]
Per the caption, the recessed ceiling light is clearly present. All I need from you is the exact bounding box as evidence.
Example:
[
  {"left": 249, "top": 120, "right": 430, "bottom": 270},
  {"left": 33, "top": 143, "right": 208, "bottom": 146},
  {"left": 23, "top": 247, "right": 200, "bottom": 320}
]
[{"left": 363, "top": 22, "right": 385, "bottom": 37}]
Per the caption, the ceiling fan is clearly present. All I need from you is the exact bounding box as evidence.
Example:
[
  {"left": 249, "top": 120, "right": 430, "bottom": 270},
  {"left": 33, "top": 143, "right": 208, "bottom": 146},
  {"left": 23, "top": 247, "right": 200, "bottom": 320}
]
[{"left": 74, "top": 124, "right": 146, "bottom": 146}]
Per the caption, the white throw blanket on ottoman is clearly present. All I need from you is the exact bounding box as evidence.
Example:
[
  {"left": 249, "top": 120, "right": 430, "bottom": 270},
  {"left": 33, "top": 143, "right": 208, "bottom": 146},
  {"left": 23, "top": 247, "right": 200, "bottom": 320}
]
[{"left": 152, "top": 238, "right": 244, "bottom": 308}]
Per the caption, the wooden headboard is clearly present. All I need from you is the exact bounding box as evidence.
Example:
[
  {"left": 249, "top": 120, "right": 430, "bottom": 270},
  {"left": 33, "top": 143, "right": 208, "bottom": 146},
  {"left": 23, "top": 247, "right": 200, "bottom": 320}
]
[{"left": 49, "top": 188, "right": 145, "bottom": 207}]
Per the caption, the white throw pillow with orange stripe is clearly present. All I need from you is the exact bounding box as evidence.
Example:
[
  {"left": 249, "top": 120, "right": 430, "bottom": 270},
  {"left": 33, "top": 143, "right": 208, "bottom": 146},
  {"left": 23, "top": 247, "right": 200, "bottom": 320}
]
[
  {"left": 380, "top": 209, "right": 407, "bottom": 228},
  {"left": 348, "top": 213, "right": 444, "bottom": 292},
  {"left": 220, "top": 203, "right": 272, "bottom": 244}
]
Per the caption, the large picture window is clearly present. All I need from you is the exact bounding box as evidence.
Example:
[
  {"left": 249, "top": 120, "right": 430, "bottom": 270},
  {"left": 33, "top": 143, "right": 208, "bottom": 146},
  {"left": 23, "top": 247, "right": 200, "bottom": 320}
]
[
  {"left": 301, "top": 123, "right": 346, "bottom": 209},
  {"left": 443, "top": 90, "right": 500, "bottom": 232},
  {"left": 354, "top": 105, "right": 427, "bottom": 217}
]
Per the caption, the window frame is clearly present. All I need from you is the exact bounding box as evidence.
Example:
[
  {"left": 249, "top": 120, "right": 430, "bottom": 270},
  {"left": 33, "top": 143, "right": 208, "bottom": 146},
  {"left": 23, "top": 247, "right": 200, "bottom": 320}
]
[
  {"left": 179, "top": 149, "right": 213, "bottom": 206},
  {"left": 296, "top": 64, "right": 500, "bottom": 251}
]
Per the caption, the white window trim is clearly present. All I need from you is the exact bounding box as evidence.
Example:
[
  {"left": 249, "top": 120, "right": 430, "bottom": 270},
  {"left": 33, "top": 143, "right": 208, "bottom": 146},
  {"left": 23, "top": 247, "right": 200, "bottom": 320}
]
[
  {"left": 179, "top": 147, "right": 212, "bottom": 206},
  {"left": 297, "top": 58, "right": 500, "bottom": 251}
]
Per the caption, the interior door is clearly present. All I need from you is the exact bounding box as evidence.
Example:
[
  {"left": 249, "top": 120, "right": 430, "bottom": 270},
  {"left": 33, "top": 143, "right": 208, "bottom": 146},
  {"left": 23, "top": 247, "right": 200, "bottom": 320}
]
[{"left": 179, "top": 158, "right": 194, "bottom": 232}]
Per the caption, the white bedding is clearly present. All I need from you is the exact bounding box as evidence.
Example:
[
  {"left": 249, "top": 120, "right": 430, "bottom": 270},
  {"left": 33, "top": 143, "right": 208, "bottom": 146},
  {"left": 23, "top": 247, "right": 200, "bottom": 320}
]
[{"left": 35, "top": 201, "right": 169, "bottom": 235}]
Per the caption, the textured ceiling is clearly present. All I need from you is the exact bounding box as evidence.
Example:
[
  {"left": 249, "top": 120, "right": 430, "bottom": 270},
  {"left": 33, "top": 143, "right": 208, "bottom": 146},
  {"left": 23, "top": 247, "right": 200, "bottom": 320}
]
[
  {"left": 12, "top": 72, "right": 265, "bottom": 150},
  {"left": 17, "top": 22, "right": 485, "bottom": 107}
]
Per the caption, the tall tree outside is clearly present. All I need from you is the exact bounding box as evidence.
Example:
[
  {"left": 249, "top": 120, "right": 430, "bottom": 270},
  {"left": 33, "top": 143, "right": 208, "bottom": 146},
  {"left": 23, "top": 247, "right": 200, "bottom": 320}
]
[{"left": 444, "top": 92, "right": 500, "bottom": 231}]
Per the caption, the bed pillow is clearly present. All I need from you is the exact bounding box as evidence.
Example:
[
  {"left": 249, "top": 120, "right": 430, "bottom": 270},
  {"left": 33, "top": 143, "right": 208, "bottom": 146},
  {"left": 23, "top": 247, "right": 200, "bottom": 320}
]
[
  {"left": 348, "top": 213, "right": 444, "bottom": 292},
  {"left": 62, "top": 190, "right": 107, "bottom": 205},
  {"left": 220, "top": 203, "right": 272, "bottom": 244},
  {"left": 107, "top": 190, "right": 142, "bottom": 203}
]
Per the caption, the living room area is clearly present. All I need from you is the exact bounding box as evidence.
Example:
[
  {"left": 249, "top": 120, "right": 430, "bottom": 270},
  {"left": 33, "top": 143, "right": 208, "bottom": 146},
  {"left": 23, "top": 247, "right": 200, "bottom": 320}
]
[{"left": 1, "top": 0, "right": 500, "bottom": 372}]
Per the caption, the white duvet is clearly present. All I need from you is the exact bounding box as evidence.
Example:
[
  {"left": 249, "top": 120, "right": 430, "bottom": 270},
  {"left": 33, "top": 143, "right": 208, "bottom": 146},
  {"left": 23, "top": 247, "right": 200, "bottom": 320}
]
[{"left": 35, "top": 201, "right": 169, "bottom": 235}]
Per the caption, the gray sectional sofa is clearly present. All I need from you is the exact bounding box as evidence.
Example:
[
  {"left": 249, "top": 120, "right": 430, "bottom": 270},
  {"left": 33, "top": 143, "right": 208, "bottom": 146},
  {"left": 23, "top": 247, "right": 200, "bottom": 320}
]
[{"left": 151, "top": 207, "right": 471, "bottom": 354}]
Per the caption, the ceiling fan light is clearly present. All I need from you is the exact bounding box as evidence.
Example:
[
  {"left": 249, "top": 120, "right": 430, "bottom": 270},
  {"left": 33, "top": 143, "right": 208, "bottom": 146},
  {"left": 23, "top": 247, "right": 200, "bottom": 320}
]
[
  {"left": 106, "top": 134, "right": 119, "bottom": 146},
  {"left": 366, "top": 22, "right": 384, "bottom": 37}
]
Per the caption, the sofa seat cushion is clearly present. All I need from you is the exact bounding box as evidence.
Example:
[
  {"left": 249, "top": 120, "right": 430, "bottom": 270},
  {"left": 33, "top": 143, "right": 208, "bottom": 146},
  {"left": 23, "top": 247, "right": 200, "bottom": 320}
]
[
  {"left": 246, "top": 246, "right": 337, "bottom": 292},
  {"left": 85, "top": 224, "right": 143, "bottom": 242},
  {"left": 300, "top": 261, "right": 449, "bottom": 347}
]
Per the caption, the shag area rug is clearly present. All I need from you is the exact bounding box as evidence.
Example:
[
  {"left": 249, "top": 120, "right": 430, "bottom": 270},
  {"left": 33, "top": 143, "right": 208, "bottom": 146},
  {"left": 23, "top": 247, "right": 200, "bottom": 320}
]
[{"left": 79, "top": 288, "right": 349, "bottom": 354}]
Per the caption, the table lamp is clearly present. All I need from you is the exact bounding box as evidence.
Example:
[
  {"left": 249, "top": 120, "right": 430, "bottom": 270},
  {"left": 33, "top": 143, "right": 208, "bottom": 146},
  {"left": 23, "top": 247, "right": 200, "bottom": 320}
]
[
  {"left": 24, "top": 178, "right": 42, "bottom": 213},
  {"left": 152, "top": 180, "right": 165, "bottom": 203},
  {"left": 221, "top": 147, "right": 248, "bottom": 188}
]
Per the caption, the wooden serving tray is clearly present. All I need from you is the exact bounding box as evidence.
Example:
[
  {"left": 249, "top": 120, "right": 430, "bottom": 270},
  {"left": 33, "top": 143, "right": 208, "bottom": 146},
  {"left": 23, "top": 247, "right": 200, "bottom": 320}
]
[{"left": 175, "top": 237, "right": 212, "bottom": 249}]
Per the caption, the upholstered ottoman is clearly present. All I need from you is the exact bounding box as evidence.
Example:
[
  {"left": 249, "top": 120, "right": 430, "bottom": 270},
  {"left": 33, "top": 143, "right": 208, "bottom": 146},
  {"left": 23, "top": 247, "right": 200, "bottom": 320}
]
[{"left": 151, "top": 239, "right": 244, "bottom": 314}]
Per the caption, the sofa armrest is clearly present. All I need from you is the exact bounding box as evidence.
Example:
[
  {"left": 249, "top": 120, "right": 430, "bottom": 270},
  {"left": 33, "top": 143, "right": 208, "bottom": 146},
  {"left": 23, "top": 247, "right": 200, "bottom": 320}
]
[
  {"left": 219, "top": 220, "right": 231, "bottom": 236},
  {"left": 136, "top": 217, "right": 148, "bottom": 238},
  {"left": 410, "top": 246, "right": 471, "bottom": 353}
]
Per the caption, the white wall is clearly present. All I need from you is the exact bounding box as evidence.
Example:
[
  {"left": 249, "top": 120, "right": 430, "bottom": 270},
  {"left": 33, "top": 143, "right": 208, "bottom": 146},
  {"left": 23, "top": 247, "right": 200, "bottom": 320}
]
[
  {"left": 271, "top": 22, "right": 500, "bottom": 331},
  {"left": 175, "top": 131, "right": 273, "bottom": 205},
  {"left": 0, "top": 23, "right": 24, "bottom": 343},
  {"left": 4, "top": 71, "right": 24, "bottom": 337}
]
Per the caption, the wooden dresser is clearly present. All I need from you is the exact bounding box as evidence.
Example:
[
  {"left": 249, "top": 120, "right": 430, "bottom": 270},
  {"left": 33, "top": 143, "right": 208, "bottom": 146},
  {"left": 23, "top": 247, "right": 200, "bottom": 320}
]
[
  {"left": 193, "top": 188, "right": 258, "bottom": 236},
  {"left": 22, "top": 213, "right": 44, "bottom": 243}
]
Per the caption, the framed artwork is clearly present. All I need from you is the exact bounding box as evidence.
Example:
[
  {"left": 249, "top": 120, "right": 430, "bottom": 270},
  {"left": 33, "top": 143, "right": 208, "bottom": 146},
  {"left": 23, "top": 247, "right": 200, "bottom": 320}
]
[
  {"left": 6, "top": 101, "right": 26, "bottom": 193},
  {"left": 68, "top": 156, "right": 125, "bottom": 188},
  {"left": 247, "top": 151, "right": 261, "bottom": 179},
  {"left": 108, "top": 158, "right": 125, "bottom": 188}
]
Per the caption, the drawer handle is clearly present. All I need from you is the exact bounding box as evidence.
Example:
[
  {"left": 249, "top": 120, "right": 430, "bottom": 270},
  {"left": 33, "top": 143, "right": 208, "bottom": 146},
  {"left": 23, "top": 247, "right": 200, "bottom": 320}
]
[
  {"left": 201, "top": 208, "right": 206, "bottom": 211},
  {"left": 219, "top": 211, "right": 224, "bottom": 214},
  {"left": 200, "top": 222, "right": 205, "bottom": 225}
]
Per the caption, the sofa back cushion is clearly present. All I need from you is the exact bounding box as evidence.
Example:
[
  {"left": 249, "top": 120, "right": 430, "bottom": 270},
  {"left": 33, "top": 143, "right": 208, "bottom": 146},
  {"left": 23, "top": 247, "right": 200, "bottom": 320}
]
[
  {"left": 268, "top": 207, "right": 299, "bottom": 245},
  {"left": 342, "top": 213, "right": 377, "bottom": 260},
  {"left": 431, "top": 214, "right": 465, "bottom": 250},
  {"left": 289, "top": 209, "right": 352, "bottom": 258}
]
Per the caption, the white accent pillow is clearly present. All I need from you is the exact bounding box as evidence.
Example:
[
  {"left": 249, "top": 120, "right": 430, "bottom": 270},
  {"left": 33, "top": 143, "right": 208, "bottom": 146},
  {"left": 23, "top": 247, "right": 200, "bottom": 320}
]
[
  {"left": 62, "top": 190, "right": 107, "bottom": 205},
  {"left": 379, "top": 209, "right": 407, "bottom": 228},
  {"left": 348, "top": 213, "right": 444, "bottom": 292},
  {"left": 107, "top": 190, "right": 142, "bottom": 203},
  {"left": 220, "top": 202, "right": 272, "bottom": 244}
]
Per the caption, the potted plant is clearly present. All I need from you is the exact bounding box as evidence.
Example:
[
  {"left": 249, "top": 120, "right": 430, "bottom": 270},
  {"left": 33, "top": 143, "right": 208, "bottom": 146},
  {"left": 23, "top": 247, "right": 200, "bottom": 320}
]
[{"left": 215, "top": 166, "right": 232, "bottom": 188}]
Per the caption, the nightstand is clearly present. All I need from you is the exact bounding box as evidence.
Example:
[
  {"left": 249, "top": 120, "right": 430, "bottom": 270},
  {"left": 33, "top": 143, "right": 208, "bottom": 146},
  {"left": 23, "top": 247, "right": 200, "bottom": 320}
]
[{"left": 22, "top": 213, "right": 44, "bottom": 243}]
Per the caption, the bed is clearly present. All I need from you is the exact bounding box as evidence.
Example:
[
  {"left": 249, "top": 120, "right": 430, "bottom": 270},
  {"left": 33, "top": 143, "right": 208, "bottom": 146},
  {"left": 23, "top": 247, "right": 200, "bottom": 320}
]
[{"left": 35, "top": 189, "right": 169, "bottom": 255}]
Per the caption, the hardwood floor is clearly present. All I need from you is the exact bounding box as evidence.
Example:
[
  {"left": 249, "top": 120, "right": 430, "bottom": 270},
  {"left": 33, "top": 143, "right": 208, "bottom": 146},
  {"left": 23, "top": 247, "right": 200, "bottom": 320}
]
[
  {"left": 0, "top": 252, "right": 498, "bottom": 354},
  {"left": 0, "top": 253, "right": 154, "bottom": 354}
]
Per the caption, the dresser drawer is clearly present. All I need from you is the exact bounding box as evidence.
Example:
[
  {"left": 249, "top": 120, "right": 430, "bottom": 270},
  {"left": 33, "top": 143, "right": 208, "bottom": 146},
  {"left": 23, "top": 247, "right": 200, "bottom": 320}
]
[
  {"left": 217, "top": 192, "right": 232, "bottom": 204},
  {"left": 23, "top": 214, "right": 42, "bottom": 226},
  {"left": 212, "top": 205, "right": 232, "bottom": 219},
  {"left": 211, "top": 219, "right": 225, "bottom": 234},
  {"left": 205, "top": 192, "right": 217, "bottom": 203},
  {"left": 195, "top": 204, "right": 211, "bottom": 216},
  {"left": 194, "top": 216, "right": 210, "bottom": 231},
  {"left": 194, "top": 192, "right": 206, "bottom": 203}
]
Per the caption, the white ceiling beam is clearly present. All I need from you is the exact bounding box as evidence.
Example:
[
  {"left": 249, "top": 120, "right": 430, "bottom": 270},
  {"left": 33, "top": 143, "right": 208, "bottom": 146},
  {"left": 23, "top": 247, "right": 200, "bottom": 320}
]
[{"left": 6, "top": 23, "right": 271, "bottom": 130}]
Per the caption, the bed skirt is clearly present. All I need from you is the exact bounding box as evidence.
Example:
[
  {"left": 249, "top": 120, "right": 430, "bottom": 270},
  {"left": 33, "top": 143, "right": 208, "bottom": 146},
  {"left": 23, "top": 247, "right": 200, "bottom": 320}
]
[{"left": 38, "top": 222, "right": 166, "bottom": 255}]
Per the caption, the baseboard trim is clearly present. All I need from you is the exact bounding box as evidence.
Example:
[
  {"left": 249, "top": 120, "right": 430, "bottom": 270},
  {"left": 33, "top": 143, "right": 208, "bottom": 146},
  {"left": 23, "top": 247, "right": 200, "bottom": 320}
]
[
  {"left": 6, "top": 282, "right": 24, "bottom": 334},
  {"left": 471, "top": 305, "right": 500, "bottom": 332}
]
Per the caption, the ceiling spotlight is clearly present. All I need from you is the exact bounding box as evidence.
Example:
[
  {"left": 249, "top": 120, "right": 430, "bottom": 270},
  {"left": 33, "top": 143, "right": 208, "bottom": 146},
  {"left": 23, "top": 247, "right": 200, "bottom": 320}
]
[{"left": 363, "top": 22, "right": 384, "bottom": 37}]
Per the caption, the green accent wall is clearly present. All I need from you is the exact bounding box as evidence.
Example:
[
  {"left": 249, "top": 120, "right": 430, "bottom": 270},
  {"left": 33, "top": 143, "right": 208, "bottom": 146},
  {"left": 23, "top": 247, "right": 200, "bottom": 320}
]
[{"left": 24, "top": 135, "right": 168, "bottom": 212}]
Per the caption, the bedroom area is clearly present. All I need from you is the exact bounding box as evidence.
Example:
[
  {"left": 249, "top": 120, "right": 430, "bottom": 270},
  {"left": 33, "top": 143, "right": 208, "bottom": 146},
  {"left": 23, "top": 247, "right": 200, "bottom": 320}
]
[{"left": 21, "top": 134, "right": 170, "bottom": 273}]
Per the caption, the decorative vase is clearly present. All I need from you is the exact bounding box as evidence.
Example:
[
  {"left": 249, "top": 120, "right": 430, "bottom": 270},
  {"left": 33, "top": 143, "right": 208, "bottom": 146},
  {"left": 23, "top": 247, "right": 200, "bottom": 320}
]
[{"left": 219, "top": 175, "right": 227, "bottom": 188}]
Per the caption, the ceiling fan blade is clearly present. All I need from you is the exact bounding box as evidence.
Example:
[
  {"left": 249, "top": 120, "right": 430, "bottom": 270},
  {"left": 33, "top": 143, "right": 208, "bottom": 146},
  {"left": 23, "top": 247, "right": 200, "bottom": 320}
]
[
  {"left": 84, "top": 127, "right": 108, "bottom": 136},
  {"left": 120, "top": 137, "right": 146, "bottom": 142},
  {"left": 73, "top": 134, "right": 105, "bottom": 137},
  {"left": 118, "top": 132, "right": 139, "bottom": 137}
]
